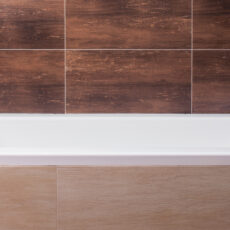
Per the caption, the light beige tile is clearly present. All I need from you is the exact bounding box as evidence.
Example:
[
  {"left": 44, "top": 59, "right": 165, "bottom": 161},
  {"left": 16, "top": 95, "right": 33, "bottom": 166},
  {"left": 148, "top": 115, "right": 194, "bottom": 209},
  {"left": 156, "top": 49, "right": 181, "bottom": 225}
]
[
  {"left": 58, "top": 166, "right": 230, "bottom": 230},
  {"left": 0, "top": 167, "right": 57, "bottom": 230}
]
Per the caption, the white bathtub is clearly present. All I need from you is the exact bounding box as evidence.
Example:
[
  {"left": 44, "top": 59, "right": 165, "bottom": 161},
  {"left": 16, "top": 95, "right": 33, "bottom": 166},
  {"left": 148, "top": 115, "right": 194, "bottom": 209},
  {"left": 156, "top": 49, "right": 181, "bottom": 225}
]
[{"left": 0, "top": 114, "right": 229, "bottom": 165}]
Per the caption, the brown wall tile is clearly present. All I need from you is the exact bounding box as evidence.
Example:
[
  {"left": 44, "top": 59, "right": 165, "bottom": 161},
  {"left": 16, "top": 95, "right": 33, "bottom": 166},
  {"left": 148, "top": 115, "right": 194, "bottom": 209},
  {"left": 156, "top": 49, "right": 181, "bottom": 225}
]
[
  {"left": 193, "top": 51, "right": 230, "bottom": 113},
  {"left": 0, "top": 51, "right": 64, "bottom": 113},
  {"left": 66, "top": 0, "right": 191, "bottom": 49},
  {"left": 193, "top": 0, "right": 230, "bottom": 48},
  {"left": 0, "top": 167, "right": 57, "bottom": 230},
  {"left": 58, "top": 166, "right": 230, "bottom": 230},
  {"left": 66, "top": 50, "right": 191, "bottom": 113},
  {"left": 0, "top": 0, "right": 64, "bottom": 49}
]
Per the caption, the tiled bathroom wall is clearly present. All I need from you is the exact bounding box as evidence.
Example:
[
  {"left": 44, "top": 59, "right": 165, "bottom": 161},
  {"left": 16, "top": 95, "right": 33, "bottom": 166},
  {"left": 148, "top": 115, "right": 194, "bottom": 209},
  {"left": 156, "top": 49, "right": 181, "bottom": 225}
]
[{"left": 0, "top": 0, "right": 229, "bottom": 113}]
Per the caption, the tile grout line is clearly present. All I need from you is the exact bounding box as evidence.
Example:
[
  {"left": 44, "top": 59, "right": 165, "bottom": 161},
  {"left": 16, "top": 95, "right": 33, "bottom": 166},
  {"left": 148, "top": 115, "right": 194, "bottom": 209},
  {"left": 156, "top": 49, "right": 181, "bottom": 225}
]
[
  {"left": 191, "top": 0, "right": 193, "bottom": 113},
  {"left": 64, "top": 0, "right": 67, "bottom": 114},
  {"left": 190, "top": 49, "right": 230, "bottom": 51},
  {"left": 56, "top": 167, "right": 59, "bottom": 230},
  {"left": 64, "top": 51, "right": 67, "bottom": 114},
  {"left": 0, "top": 49, "right": 65, "bottom": 51},
  {"left": 66, "top": 49, "right": 191, "bottom": 51},
  {"left": 0, "top": 49, "right": 229, "bottom": 51}
]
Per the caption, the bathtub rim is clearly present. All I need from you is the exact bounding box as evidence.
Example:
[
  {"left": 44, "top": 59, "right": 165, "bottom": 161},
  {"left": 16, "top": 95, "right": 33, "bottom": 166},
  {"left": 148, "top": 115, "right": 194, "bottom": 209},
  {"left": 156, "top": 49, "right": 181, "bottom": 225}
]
[{"left": 0, "top": 114, "right": 230, "bottom": 165}]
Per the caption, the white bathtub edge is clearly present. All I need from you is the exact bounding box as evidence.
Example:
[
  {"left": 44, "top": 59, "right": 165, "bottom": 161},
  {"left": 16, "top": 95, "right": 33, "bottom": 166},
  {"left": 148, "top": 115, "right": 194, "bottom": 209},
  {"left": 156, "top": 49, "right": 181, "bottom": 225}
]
[{"left": 0, "top": 155, "right": 230, "bottom": 166}]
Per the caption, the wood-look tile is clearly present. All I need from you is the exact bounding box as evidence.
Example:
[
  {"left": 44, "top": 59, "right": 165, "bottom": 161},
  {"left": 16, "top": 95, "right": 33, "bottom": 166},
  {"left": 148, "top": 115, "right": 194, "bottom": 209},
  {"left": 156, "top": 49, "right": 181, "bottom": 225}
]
[
  {"left": 66, "top": 0, "right": 191, "bottom": 49},
  {"left": 0, "top": 0, "right": 64, "bottom": 49},
  {"left": 193, "top": 51, "right": 230, "bottom": 113},
  {"left": 193, "top": 0, "right": 230, "bottom": 48},
  {"left": 0, "top": 167, "right": 56, "bottom": 230},
  {"left": 58, "top": 166, "right": 230, "bottom": 230},
  {"left": 66, "top": 51, "right": 191, "bottom": 113},
  {"left": 0, "top": 51, "right": 64, "bottom": 113}
]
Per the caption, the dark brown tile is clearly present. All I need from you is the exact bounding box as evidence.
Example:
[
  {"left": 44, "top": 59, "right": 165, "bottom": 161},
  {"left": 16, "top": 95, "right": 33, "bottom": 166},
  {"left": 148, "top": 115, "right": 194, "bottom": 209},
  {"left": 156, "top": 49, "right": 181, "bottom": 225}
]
[
  {"left": 193, "top": 0, "right": 230, "bottom": 49},
  {"left": 66, "top": 0, "right": 191, "bottom": 49},
  {"left": 193, "top": 51, "right": 230, "bottom": 113},
  {"left": 66, "top": 51, "right": 191, "bottom": 113},
  {"left": 58, "top": 166, "right": 230, "bottom": 230},
  {"left": 0, "top": 0, "right": 64, "bottom": 49},
  {"left": 0, "top": 51, "right": 64, "bottom": 113},
  {"left": 0, "top": 167, "right": 57, "bottom": 230}
]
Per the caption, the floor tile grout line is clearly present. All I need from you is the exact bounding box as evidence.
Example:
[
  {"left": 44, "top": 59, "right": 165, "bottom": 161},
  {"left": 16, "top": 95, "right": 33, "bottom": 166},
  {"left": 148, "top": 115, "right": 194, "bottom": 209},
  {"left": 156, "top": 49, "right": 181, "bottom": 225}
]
[
  {"left": 191, "top": 0, "right": 193, "bottom": 113},
  {"left": 64, "top": 0, "right": 67, "bottom": 114},
  {"left": 56, "top": 167, "right": 59, "bottom": 230}
]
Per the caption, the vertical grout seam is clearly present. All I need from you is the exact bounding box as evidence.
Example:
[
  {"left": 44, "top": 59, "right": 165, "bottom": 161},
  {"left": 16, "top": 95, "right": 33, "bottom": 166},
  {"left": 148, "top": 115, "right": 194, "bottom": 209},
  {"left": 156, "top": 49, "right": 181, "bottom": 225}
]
[
  {"left": 56, "top": 167, "right": 59, "bottom": 230},
  {"left": 64, "top": 0, "right": 67, "bottom": 114},
  {"left": 191, "top": 0, "right": 193, "bottom": 113}
]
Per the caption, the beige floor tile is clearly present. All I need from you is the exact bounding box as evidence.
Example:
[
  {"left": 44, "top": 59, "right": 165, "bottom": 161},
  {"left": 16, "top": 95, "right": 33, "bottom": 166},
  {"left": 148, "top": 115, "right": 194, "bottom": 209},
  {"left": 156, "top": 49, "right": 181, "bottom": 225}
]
[
  {"left": 0, "top": 167, "right": 57, "bottom": 230},
  {"left": 58, "top": 166, "right": 230, "bottom": 230}
]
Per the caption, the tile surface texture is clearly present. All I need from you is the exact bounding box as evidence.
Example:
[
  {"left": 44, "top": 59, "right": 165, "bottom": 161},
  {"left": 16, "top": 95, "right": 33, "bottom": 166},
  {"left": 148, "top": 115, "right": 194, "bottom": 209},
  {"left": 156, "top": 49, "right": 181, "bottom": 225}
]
[
  {"left": 0, "top": 51, "right": 64, "bottom": 113},
  {"left": 66, "top": 0, "right": 191, "bottom": 48},
  {"left": 58, "top": 166, "right": 230, "bottom": 230},
  {"left": 66, "top": 50, "right": 191, "bottom": 113},
  {"left": 193, "top": 51, "right": 230, "bottom": 113},
  {"left": 0, "top": 0, "right": 64, "bottom": 49},
  {"left": 0, "top": 167, "right": 57, "bottom": 230},
  {"left": 193, "top": 0, "right": 230, "bottom": 48},
  {"left": 0, "top": 0, "right": 229, "bottom": 114}
]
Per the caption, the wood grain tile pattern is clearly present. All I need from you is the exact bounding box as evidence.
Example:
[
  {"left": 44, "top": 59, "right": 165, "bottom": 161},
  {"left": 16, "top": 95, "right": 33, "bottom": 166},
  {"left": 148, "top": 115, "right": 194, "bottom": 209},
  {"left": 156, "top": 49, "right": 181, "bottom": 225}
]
[
  {"left": 0, "top": 51, "right": 64, "bottom": 113},
  {"left": 66, "top": 0, "right": 191, "bottom": 48},
  {"left": 0, "top": 167, "right": 57, "bottom": 230},
  {"left": 58, "top": 166, "right": 230, "bottom": 230},
  {"left": 67, "top": 50, "right": 191, "bottom": 113},
  {"left": 0, "top": 0, "right": 64, "bottom": 48},
  {"left": 194, "top": 0, "right": 230, "bottom": 48},
  {"left": 193, "top": 51, "right": 230, "bottom": 113}
]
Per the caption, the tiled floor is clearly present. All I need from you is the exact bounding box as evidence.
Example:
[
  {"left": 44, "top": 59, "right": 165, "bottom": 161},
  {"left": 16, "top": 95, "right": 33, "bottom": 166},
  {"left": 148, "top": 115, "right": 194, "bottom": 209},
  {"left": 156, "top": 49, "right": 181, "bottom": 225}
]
[
  {"left": 0, "top": 166, "right": 230, "bottom": 230},
  {"left": 58, "top": 166, "right": 230, "bottom": 230},
  {"left": 0, "top": 167, "right": 57, "bottom": 230},
  {"left": 0, "top": 0, "right": 229, "bottom": 113}
]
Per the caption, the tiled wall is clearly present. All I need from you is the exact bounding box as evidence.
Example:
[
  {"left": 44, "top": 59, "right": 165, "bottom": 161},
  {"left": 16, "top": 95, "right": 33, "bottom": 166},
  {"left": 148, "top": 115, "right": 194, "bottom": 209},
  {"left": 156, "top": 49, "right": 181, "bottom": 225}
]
[{"left": 0, "top": 0, "right": 229, "bottom": 113}]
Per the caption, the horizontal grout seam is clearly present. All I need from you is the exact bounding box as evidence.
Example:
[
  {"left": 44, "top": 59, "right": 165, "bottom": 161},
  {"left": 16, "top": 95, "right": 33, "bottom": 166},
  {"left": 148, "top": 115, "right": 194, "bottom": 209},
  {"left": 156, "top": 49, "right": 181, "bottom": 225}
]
[{"left": 0, "top": 49, "right": 229, "bottom": 51}]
